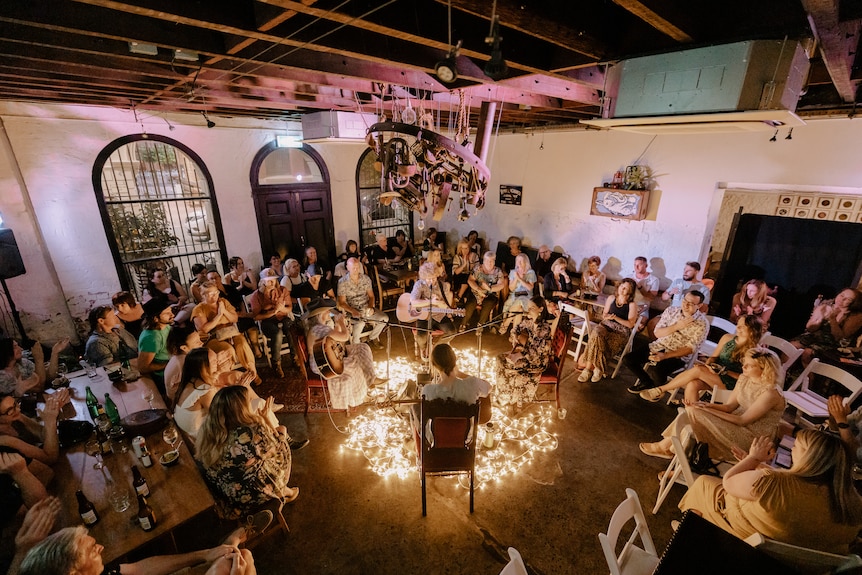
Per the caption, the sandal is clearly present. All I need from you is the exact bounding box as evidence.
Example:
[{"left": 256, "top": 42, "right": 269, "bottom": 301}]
[
  {"left": 639, "top": 442, "right": 674, "bottom": 460},
  {"left": 283, "top": 486, "right": 300, "bottom": 504}
]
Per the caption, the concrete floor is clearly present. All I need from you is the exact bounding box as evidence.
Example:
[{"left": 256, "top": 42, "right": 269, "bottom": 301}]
[{"left": 254, "top": 328, "right": 684, "bottom": 574}]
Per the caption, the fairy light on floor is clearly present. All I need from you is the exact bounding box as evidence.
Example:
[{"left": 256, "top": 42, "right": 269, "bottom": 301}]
[{"left": 344, "top": 348, "right": 559, "bottom": 487}]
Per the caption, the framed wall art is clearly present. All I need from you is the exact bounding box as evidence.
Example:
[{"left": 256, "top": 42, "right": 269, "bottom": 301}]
[
  {"left": 590, "top": 187, "right": 649, "bottom": 220},
  {"left": 499, "top": 185, "right": 523, "bottom": 205}
]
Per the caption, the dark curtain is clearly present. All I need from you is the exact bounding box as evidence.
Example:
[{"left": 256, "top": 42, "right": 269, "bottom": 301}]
[{"left": 715, "top": 214, "right": 862, "bottom": 338}]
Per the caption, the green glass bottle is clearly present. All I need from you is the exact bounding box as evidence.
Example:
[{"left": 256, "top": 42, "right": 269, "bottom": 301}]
[
  {"left": 85, "top": 386, "right": 102, "bottom": 421},
  {"left": 104, "top": 393, "right": 121, "bottom": 426}
]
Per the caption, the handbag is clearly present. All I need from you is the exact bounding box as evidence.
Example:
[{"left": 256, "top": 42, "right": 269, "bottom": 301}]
[
  {"left": 213, "top": 324, "right": 240, "bottom": 341},
  {"left": 688, "top": 440, "right": 721, "bottom": 476}
]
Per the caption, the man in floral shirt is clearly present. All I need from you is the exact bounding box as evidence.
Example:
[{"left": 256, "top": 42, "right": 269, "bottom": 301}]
[{"left": 625, "top": 290, "right": 708, "bottom": 393}]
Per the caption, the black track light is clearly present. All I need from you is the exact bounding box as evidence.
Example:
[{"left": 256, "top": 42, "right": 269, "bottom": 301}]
[
  {"left": 201, "top": 111, "right": 215, "bottom": 129},
  {"left": 769, "top": 129, "right": 778, "bottom": 142}
]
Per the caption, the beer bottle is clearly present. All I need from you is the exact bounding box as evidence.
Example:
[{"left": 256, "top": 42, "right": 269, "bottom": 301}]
[
  {"left": 76, "top": 489, "right": 99, "bottom": 526},
  {"left": 131, "top": 465, "right": 149, "bottom": 497},
  {"left": 95, "top": 425, "right": 113, "bottom": 456},
  {"left": 85, "top": 386, "right": 102, "bottom": 421},
  {"left": 136, "top": 494, "right": 156, "bottom": 531},
  {"left": 104, "top": 393, "right": 121, "bottom": 426},
  {"left": 139, "top": 439, "right": 153, "bottom": 468}
]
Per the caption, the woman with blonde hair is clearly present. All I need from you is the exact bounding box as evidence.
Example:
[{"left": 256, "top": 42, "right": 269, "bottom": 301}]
[
  {"left": 197, "top": 386, "right": 298, "bottom": 520},
  {"left": 680, "top": 429, "right": 862, "bottom": 553},
  {"left": 497, "top": 253, "right": 536, "bottom": 335},
  {"left": 452, "top": 238, "right": 479, "bottom": 304},
  {"left": 640, "top": 347, "right": 785, "bottom": 462},
  {"left": 729, "top": 279, "right": 777, "bottom": 327}
]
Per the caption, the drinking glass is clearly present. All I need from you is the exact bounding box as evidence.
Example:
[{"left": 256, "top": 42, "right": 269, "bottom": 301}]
[
  {"left": 162, "top": 425, "right": 179, "bottom": 451},
  {"left": 107, "top": 480, "right": 131, "bottom": 513},
  {"left": 56, "top": 363, "right": 68, "bottom": 383},
  {"left": 109, "top": 425, "right": 128, "bottom": 453},
  {"left": 141, "top": 389, "right": 155, "bottom": 409},
  {"left": 84, "top": 439, "right": 104, "bottom": 470}
]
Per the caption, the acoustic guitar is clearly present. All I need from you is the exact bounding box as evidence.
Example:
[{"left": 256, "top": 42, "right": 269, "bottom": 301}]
[
  {"left": 396, "top": 293, "right": 465, "bottom": 323},
  {"left": 311, "top": 336, "right": 345, "bottom": 379}
]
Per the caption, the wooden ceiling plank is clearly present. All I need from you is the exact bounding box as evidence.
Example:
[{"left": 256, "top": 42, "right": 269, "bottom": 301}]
[
  {"left": 802, "top": 0, "right": 861, "bottom": 102},
  {"left": 610, "top": 0, "right": 693, "bottom": 43},
  {"left": 495, "top": 75, "right": 601, "bottom": 106}
]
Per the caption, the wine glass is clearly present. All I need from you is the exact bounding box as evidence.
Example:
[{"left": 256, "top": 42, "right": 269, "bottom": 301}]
[
  {"left": 56, "top": 363, "right": 69, "bottom": 384},
  {"left": 84, "top": 439, "right": 104, "bottom": 469},
  {"left": 141, "top": 389, "right": 155, "bottom": 409},
  {"left": 162, "top": 425, "right": 179, "bottom": 452}
]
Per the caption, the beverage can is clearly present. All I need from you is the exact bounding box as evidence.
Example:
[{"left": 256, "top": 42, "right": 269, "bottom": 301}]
[{"left": 132, "top": 436, "right": 144, "bottom": 458}]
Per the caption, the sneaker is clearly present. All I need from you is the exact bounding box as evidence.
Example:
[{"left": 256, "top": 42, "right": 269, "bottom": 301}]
[
  {"left": 627, "top": 380, "right": 654, "bottom": 394},
  {"left": 639, "top": 387, "right": 664, "bottom": 402},
  {"left": 243, "top": 509, "right": 274, "bottom": 540},
  {"left": 288, "top": 438, "right": 310, "bottom": 451},
  {"left": 591, "top": 370, "right": 603, "bottom": 382},
  {"left": 577, "top": 369, "right": 592, "bottom": 383}
]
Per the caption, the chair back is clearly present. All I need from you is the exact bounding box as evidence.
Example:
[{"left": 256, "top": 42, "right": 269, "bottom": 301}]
[
  {"left": 498, "top": 547, "right": 528, "bottom": 575},
  {"left": 759, "top": 333, "right": 803, "bottom": 387},
  {"left": 652, "top": 408, "right": 698, "bottom": 514},
  {"left": 785, "top": 358, "right": 862, "bottom": 423},
  {"left": 700, "top": 315, "right": 737, "bottom": 357},
  {"left": 611, "top": 315, "right": 644, "bottom": 379},
  {"left": 710, "top": 385, "right": 733, "bottom": 405},
  {"left": 599, "top": 488, "right": 659, "bottom": 575},
  {"left": 744, "top": 533, "right": 862, "bottom": 575},
  {"left": 559, "top": 302, "right": 593, "bottom": 360},
  {"left": 549, "top": 319, "right": 574, "bottom": 379}
]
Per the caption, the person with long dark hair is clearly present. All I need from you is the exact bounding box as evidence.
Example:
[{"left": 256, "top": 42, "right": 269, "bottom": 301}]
[{"left": 577, "top": 278, "right": 638, "bottom": 383}]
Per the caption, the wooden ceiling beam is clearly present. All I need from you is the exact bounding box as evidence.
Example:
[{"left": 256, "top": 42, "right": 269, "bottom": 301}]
[
  {"left": 802, "top": 0, "right": 862, "bottom": 102},
  {"left": 610, "top": 0, "right": 694, "bottom": 43}
]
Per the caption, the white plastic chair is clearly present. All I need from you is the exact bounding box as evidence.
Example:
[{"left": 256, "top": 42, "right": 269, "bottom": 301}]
[
  {"left": 784, "top": 359, "right": 862, "bottom": 426},
  {"left": 699, "top": 315, "right": 737, "bottom": 357},
  {"left": 611, "top": 315, "right": 644, "bottom": 379},
  {"left": 710, "top": 384, "right": 733, "bottom": 405},
  {"left": 759, "top": 333, "right": 803, "bottom": 387},
  {"left": 498, "top": 547, "right": 528, "bottom": 575},
  {"left": 559, "top": 302, "right": 594, "bottom": 361},
  {"left": 744, "top": 533, "right": 862, "bottom": 574},
  {"left": 599, "top": 488, "right": 659, "bottom": 575},
  {"left": 652, "top": 408, "right": 698, "bottom": 514}
]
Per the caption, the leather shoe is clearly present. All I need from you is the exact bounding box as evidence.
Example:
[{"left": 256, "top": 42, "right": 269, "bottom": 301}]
[
  {"left": 283, "top": 486, "right": 300, "bottom": 503},
  {"left": 274, "top": 363, "right": 285, "bottom": 378},
  {"left": 288, "top": 438, "right": 309, "bottom": 451},
  {"left": 627, "top": 380, "right": 655, "bottom": 394}
]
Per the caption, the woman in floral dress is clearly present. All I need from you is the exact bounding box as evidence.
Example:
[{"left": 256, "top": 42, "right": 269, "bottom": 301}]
[
  {"left": 197, "top": 386, "right": 299, "bottom": 520},
  {"left": 495, "top": 296, "right": 553, "bottom": 406}
]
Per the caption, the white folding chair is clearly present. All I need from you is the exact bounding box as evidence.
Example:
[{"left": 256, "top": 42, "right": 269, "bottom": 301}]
[
  {"left": 699, "top": 315, "right": 737, "bottom": 357},
  {"left": 559, "top": 302, "right": 594, "bottom": 361},
  {"left": 498, "top": 547, "right": 528, "bottom": 575},
  {"left": 611, "top": 315, "right": 644, "bottom": 379},
  {"left": 652, "top": 408, "right": 698, "bottom": 514},
  {"left": 599, "top": 488, "right": 659, "bottom": 575},
  {"left": 710, "top": 384, "right": 733, "bottom": 405},
  {"left": 744, "top": 533, "right": 862, "bottom": 575},
  {"left": 759, "top": 333, "right": 803, "bottom": 387},
  {"left": 784, "top": 359, "right": 862, "bottom": 427}
]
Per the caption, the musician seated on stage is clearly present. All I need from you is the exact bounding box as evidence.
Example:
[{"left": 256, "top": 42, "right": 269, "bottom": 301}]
[
  {"left": 409, "top": 263, "right": 457, "bottom": 361},
  {"left": 303, "top": 299, "right": 378, "bottom": 411},
  {"left": 337, "top": 258, "right": 388, "bottom": 349}
]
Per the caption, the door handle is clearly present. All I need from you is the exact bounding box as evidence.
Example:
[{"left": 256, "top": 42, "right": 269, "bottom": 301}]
[{"left": 300, "top": 235, "right": 306, "bottom": 246}]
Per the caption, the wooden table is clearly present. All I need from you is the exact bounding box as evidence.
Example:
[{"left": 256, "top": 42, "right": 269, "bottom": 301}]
[
  {"left": 54, "top": 368, "right": 214, "bottom": 563},
  {"left": 379, "top": 267, "right": 418, "bottom": 288}
]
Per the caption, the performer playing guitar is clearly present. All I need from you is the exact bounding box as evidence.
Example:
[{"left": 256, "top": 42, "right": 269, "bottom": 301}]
[{"left": 408, "top": 262, "right": 459, "bottom": 361}]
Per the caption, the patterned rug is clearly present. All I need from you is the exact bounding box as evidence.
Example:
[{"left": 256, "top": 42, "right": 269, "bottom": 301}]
[{"left": 252, "top": 361, "right": 331, "bottom": 414}]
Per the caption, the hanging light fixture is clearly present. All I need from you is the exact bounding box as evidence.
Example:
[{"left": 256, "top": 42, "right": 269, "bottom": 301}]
[
  {"left": 484, "top": 1, "right": 507, "bottom": 81},
  {"left": 201, "top": 110, "right": 216, "bottom": 129},
  {"left": 435, "top": 0, "right": 461, "bottom": 84}
]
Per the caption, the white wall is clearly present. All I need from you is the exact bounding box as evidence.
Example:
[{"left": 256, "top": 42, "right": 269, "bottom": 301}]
[{"left": 1, "top": 101, "right": 861, "bottom": 344}]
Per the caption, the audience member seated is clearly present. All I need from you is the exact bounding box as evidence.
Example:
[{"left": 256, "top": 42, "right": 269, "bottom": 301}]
[
  {"left": 626, "top": 290, "right": 709, "bottom": 394},
  {"left": 337, "top": 239, "right": 362, "bottom": 264},
  {"left": 392, "top": 229, "right": 413, "bottom": 261},
  {"left": 462, "top": 251, "right": 506, "bottom": 332},
  {"left": 498, "top": 253, "right": 536, "bottom": 335},
  {"left": 198, "top": 386, "right": 299, "bottom": 520},
  {"left": 19, "top": 524, "right": 250, "bottom": 575},
  {"left": 165, "top": 325, "right": 205, "bottom": 405},
  {"left": 409, "top": 263, "right": 456, "bottom": 359},
  {"left": 627, "top": 256, "right": 659, "bottom": 314},
  {"left": 0, "top": 453, "right": 48, "bottom": 527},
  {"left": 580, "top": 255, "right": 606, "bottom": 295},
  {"left": 264, "top": 254, "right": 284, "bottom": 280},
  {"left": 0, "top": 459, "right": 53, "bottom": 575},
  {"left": 577, "top": 279, "right": 638, "bottom": 383},
  {"left": 294, "top": 268, "right": 335, "bottom": 305},
  {"left": 829, "top": 394, "right": 862, "bottom": 464},
  {"left": 336, "top": 258, "right": 388, "bottom": 347},
  {"left": 680, "top": 430, "right": 862, "bottom": 554},
  {"left": 0, "top": 390, "right": 66, "bottom": 484},
  {"left": 451, "top": 239, "right": 478, "bottom": 303},
  {"left": 423, "top": 248, "right": 447, "bottom": 281},
  {"left": 207, "top": 270, "right": 261, "bottom": 358},
  {"left": 249, "top": 271, "right": 294, "bottom": 377},
  {"left": 729, "top": 279, "right": 777, "bottom": 328},
  {"left": 498, "top": 235, "right": 522, "bottom": 275},
  {"left": 223, "top": 256, "right": 258, "bottom": 299},
  {"left": 279, "top": 258, "right": 307, "bottom": 295},
  {"left": 660, "top": 260, "right": 711, "bottom": 308},
  {"left": 544, "top": 257, "right": 576, "bottom": 304},
  {"left": 371, "top": 232, "right": 397, "bottom": 265},
  {"left": 533, "top": 245, "right": 554, "bottom": 280},
  {"left": 84, "top": 305, "right": 138, "bottom": 367},
  {"left": 792, "top": 287, "right": 862, "bottom": 366},
  {"left": 190, "top": 263, "right": 210, "bottom": 304},
  {"left": 0, "top": 338, "right": 67, "bottom": 396},
  {"left": 466, "top": 230, "right": 483, "bottom": 257},
  {"left": 422, "top": 227, "right": 444, "bottom": 254},
  {"left": 495, "top": 296, "right": 553, "bottom": 407},
  {"left": 142, "top": 267, "right": 194, "bottom": 325},
  {"left": 137, "top": 298, "right": 174, "bottom": 394},
  {"left": 639, "top": 347, "right": 785, "bottom": 462},
  {"left": 639, "top": 314, "right": 764, "bottom": 403},
  {"left": 112, "top": 291, "right": 145, "bottom": 338},
  {"left": 302, "top": 246, "right": 331, "bottom": 281},
  {"left": 303, "top": 298, "right": 377, "bottom": 410},
  {"left": 192, "top": 282, "right": 259, "bottom": 385}
]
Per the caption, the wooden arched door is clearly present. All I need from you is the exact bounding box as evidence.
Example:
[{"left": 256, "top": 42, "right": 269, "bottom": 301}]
[{"left": 250, "top": 143, "right": 335, "bottom": 266}]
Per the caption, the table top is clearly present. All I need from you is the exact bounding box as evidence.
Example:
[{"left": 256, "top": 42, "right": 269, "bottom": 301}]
[
  {"left": 380, "top": 267, "right": 418, "bottom": 283},
  {"left": 55, "top": 368, "right": 214, "bottom": 563}
]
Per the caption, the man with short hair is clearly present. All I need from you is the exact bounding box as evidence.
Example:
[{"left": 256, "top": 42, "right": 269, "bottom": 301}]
[
  {"left": 303, "top": 246, "right": 331, "bottom": 281},
  {"left": 84, "top": 306, "right": 139, "bottom": 367},
  {"left": 661, "top": 261, "right": 710, "bottom": 307},
  {"left": 337, "top": 258, "right": 388, "bottom": 347},
  {"left": 137, "top": 298, "right": 173, "bottom": 394},
  {"left": 627, "top": 256, "right": 659, "bottom": 312},
  {"left": 625, "top": 290, "right": 709, "bottom": 393}
]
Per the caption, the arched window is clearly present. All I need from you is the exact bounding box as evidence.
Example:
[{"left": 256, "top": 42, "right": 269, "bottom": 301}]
[
  {"left": 355, "top": 148, "right": 413, "bottom": 249},
  {"left": 93, "top": 135, "right": 226, "bottom": 300}
]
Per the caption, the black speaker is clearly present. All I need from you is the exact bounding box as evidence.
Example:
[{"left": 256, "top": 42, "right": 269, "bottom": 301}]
[{"left": 0, "top": 229, "right": 26, "bottom": 280}]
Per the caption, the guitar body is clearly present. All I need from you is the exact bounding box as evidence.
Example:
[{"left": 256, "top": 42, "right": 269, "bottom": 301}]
[
  {"left": 312, "top": 336, "right": 345, "bottom": 379},
  {"left": 396, "top": 293, "right": 465, "bottom": 323}
]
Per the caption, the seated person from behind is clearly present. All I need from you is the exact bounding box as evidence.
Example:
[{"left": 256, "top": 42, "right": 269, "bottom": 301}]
[
  {"left": 679, "top": 430, "right": 862, "bottom": 555},
  {"left": 729, "top": 279, "right": 777, "bottom": 328},
  {"left": 792, "top": 287, "right": 862, "bottom": 366},
  {"left": 625, "top": 290, "right": 709, "bottom": 394},
  {"left": 336, "top": 257, "right": 388, "bottom": 347},
  {"left": 303, "top": 298, "right": 377, "bottom": 410},
  {"left": 495, "top": 296, "right": 554, "bottom": 407},
  {"left": 638, "top": 314, "right": 764, "bottom": 403},
  {"left": 392, "top": 229, "right": 413, "bottom": 261},
  {"left": 580, "top": 255, "right": 606, "bottom": 295},
  {"left": 0, "top": 338, "right": 68, "bottom": 396},
  {"left": 112, "top": 291, "right": 145, "bottom": 338},
  {"left": 84, "top": 305, "right": 138, "bottom": 367},
  {"left": 639, "top": 347, "right": 785, "bottom": 462},
  {"left": 302, "top": 245, "right": 331, "bottom": 281},
  {"left": 409, "top": 263, "right": 457, "bottom": 359},
  {"left": 544, "top": 257, "right": 576, "bottom": 304},
  {"left": 423, "top": 343, "right": 491, "bottom": 404}
]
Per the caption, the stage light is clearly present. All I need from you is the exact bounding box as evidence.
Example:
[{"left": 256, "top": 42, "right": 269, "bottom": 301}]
[
  {"left": 769, "top": 129, "right": 778, "bottom": 142},
  {"left": 201, "top": 111, "right": 216, "bottom": 129}
]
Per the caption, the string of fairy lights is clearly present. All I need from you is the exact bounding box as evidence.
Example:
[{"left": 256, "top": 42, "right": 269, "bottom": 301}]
[{"left": 342, "top": 351, "right": 560, "bottom": 488}]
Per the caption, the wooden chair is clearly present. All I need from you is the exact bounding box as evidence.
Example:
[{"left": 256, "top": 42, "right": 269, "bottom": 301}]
[
  {"left": 784, "top": 358, "right": 862, "bottom": 427},
  {"left": 420, "top": 398, "right": 480, "bottom": 516},
  {"left": 537, "top": 320, "right": 573, "bottom": 409},
  {"left": 759, "top": 333, "right": 803, "bottom": 387},
  {"left": 294, "top": 327, "right": 345, "bottom": 415},
  {"left": 370, "top": 264, "right": 403, "bottom": 311},
  {"left": 744, "top": 533, "right": 862, "bottom": 574},
  {"left": 699, "top": 315, "right": 737, "bottom": 357},
  {"left": 611, "top": 315, "right": 644, "bottom": 379},
  {"left": 599, "top": 488, "right": 659, "bottom": 575}
]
